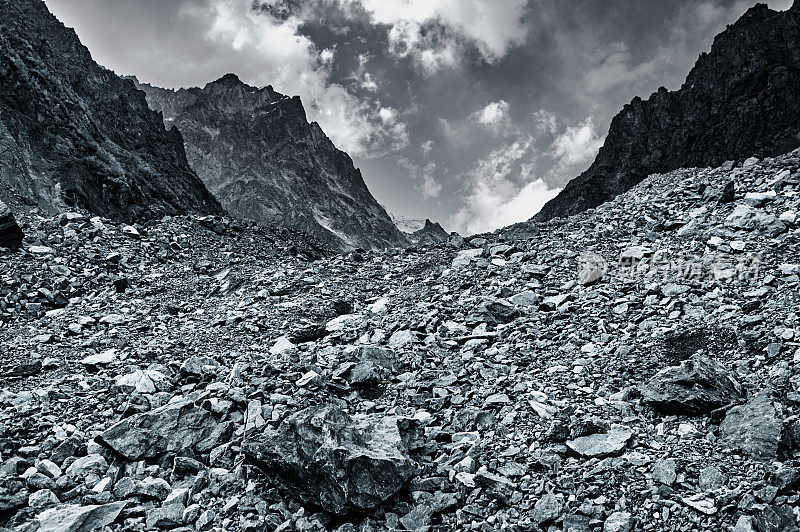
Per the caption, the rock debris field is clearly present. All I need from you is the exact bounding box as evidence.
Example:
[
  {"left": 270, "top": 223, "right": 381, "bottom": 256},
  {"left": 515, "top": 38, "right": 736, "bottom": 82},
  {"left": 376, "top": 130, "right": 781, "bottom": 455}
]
[{"left": 2, "top": 150, "right": 800, "bottom": 531}]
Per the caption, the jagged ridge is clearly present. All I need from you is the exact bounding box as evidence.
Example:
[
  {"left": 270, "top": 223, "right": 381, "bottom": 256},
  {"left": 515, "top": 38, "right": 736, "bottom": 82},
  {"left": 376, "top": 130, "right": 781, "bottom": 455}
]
[
  {"left": 535, "top": 1, "right": 800, "bottom": 221},
  {"left": 134, "top": 75, "right": 408, "bottom": 251},
  {"left": 0, "top": 0, "right": 222, "bottom": 220}
]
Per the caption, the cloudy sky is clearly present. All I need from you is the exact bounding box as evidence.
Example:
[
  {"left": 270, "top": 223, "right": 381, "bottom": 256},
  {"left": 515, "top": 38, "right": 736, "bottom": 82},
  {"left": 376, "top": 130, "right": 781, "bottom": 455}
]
[{"left": 45, "top": 0, "right": 793, "bottom": 235}]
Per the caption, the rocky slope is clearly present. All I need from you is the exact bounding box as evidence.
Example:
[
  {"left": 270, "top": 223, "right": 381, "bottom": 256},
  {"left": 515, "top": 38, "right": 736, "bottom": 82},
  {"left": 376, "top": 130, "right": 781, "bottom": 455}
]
[
  {"left": 0, "top": 0, "right": 222, "bottom": 221},
  {"left": 133, "top": 75, "right": 407, "bottom": 252},
  {"left": 535, "top": 1, "right": 800, "bottom": 222},
  {"left": 1, "top": 148, "right": 799, "bottom": 530}
]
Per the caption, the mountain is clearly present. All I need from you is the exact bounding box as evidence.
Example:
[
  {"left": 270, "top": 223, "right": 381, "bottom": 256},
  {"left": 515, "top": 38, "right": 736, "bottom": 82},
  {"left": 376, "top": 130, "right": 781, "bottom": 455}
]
[
  {"left": 535, "top": 1, "right": 800, "bottom": 221},
  {"left": 0, "top": 0, "right": 221, "bottom": 220},
  {"left": 133, "top": 75, "right": 408, "bottom": 252}
]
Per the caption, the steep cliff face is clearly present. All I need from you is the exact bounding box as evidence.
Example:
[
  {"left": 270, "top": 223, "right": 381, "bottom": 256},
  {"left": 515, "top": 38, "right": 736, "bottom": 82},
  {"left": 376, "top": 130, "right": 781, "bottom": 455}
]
[
  {"left": 0, "top": 0, "right": 222, "bottom": 220},
  {"left": 135, "top": 75, "right": 408, "bottom": 251},
  {"left": 536, "top": 2, "right": 800, "bottom": 221}
]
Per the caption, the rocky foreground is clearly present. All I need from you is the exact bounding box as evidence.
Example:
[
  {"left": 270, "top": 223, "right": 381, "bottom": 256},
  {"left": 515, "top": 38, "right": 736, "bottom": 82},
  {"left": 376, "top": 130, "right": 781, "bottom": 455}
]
[{"left": 1, "top": 150, "right": 800, "bottom": 531}]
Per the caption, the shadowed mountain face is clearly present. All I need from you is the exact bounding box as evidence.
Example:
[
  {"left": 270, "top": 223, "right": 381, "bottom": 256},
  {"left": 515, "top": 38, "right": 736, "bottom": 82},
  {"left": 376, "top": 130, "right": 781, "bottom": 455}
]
[
  {"left": 0, "top": 0, "right": 221, "bottom": 220},
  {"left": 535, "top": 1, "right": 800, "bottom": 222},
  {"left": 134, "top": 75, "right": 408, "bottom": 252}
]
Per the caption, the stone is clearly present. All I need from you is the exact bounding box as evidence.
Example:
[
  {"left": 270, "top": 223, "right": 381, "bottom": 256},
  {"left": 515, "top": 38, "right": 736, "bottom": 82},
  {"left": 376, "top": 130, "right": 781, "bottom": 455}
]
[
  {"left": 733, "top": 515, "right": 757, "bottom": 532},
  {"left": 641, "top": 355, "right": 743, "bottom": 415},
  {"left": 652, "top": 459, "right": 677, "bottom": 486},
  {"left": 698, "top": 466, "right": 727, "bottom": 490},
  {"left": 98, "top": 399, "right": 228, "bottom": 460},
  {"left": 80, "top": 349, "right": 118, "bottom": 367},
  {"left": 681, "top": 494, "right": 717, "bottom": 515},
  {"left": 467, "top": 298, "right": 521, "bottom": 325},
  {"left": 720, "top": 391, "right": 784, "bottom": 460},
  {"left": 146, "top": 504, "right": 185, "bottom": 529},
  {"left": 756, "top": 505, "right": 799, "bottom": 531},
  {"left": 35, "top": 502, "right": 127, "bottom": 532},
  {"left": 532, "top": 492, "right": 563, "bottom": 525},
  {"left": 567, "top": 425, "right": 633, "bottom": 458},
  {"left": 0, "top": 200, "right": 24, "bottom": 249},
  {"left": 28, "top": 488, "right": 60, "bottom": 508},
  {"left": 604, "top": 511, "right": 633, "bottom": 532},
  {"left": 243, "top": 404, "right": 420, "bottom": 514},
  {"left": 65, "top": 454, "right": 108, "bottom": 480},
  {"left": 0, "top": 477, "right": 28, "bottom": 512}
]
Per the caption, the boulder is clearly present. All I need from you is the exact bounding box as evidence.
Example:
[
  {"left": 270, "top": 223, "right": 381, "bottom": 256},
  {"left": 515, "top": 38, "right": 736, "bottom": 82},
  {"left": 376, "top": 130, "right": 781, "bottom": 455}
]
[
  {"left": 567, "top": 425, "right": 633, "bottom": 458},
  {"left": 641, "top": 355, "right": 743, "bottom": 415},
  {"left": 243, "top": 404, "right": 421, "bottom": 514},
  {"left": 720, "top": 391, "right": 784, "bottom": 460},
  {"left": 98, "top": 399, "right": 229, "bottom": 460},
  {"left": 0, "top": 200, "right": 23, "bottom": 249},
  {"left": 467, "top": 298, "right": 521, "bottom": 325},
  {"left": 35, "top": 502, "right": 126, "bottom": 532}
]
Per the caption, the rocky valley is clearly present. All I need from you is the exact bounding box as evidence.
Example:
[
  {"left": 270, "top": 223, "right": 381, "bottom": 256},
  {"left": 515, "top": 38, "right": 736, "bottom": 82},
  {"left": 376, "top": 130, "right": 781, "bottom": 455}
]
[{"left": 2, "top": 0, "right": 800, "bottom": 531}]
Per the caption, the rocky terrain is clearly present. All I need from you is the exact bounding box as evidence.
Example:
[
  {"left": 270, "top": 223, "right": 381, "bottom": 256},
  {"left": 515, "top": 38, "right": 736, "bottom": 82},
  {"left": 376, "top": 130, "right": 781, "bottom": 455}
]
[
  {"left": 535, "top": 1, "right": 800, "bottom": 222},
  {"left": 2, "top": 144, "right": 800, "bottom": 530},
  {"left": 0, "top": 0, "right": 221, "bottom": 222},
  {"left": 133, "top": 76, "right": 407, "bottom": 252}
]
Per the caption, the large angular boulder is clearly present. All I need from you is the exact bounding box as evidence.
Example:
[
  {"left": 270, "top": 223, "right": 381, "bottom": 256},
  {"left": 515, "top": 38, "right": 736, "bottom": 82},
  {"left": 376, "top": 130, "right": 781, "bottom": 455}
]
[
  {"left": 35, "top": 502, "right": 126, "bottom": 532},
  {"left": 0, "top": 200, "right": 23, "bottom": 249},
  {"left": 641, "top": 355, "right": 743, "bottom": 415},
  {"left": 97, "top": 398, "right": 229, "bottom": 461},
  {"left": 720, "top": 391, "right": 784, "bottom": 460},
  {"left": 243, "top": 404, "right": 421, "bottom": 514}
]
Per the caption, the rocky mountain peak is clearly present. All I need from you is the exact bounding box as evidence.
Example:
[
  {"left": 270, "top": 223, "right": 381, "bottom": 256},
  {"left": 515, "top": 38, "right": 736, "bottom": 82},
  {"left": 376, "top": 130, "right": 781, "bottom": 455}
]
[
  {"left": 535, "top": 1, "right": 800, "bottom": 221},
  {"left": 0, "top": 0, "right": 222, "bottom": 221},
  {"left": 135, "top": 76, "right": 408, "bottom": 251}
]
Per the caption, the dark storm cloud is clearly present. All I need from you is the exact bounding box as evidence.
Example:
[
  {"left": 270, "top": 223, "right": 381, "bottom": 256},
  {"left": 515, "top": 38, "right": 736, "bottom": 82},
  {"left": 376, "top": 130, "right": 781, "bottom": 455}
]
[{"left": 44, "top": 0, "right": 794, "bottom": 234}]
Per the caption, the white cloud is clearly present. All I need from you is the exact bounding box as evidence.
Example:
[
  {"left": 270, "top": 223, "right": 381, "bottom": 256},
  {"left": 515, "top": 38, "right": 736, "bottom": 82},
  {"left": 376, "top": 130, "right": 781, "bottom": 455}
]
[
  {"left": 399, "top": 158, "right": 442, "bottom": 199},
  {"left": 343, "top": 0, "right": 527, "bottom": 72},
  {"left": 449, "top": 139, "right": 561, "bottom": 235},
  {"left": 358, "top": 0, "right": 528, "bottom": 60},
  {"left": 551, "top": 117, "right": 604, "bottom": 167},
  {"left": 472, "top": 100, "right": 511, "bottom": 132},
  {"left": 420, "top": 140, "right": 434, "bottom": 157}
]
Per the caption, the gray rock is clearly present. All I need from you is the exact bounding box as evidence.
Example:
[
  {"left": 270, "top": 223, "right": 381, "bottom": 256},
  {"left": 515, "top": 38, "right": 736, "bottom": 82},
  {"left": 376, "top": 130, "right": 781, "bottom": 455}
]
[
  {"left": 467, "top": 298, "right": 521, "bottom": 325},
  {"left": 0, "top": 477, "right": 27, "bottom": 512},
  {"left": 720, "top": 391, "right": 784, "bottom": 460},
  {"left": 243, "top": 404, "right": 420, "bottom": 514},
  {"left": 652, "top": 459, "right": 677, "bottom": 486},
  {"left": 35, "top": 502, "right": 126, "bottom": 532},
  {"left": 0, "top": 200, "right": 23, "bottom": 249},
  {"left": 641, "top": 355, "right": 743, "bottom": 415},
  {"left": 604, "top": 511, "right": 633, "bottom": 532},
  {"left": 567, "top": 425, "right": 633, "bottom": 458},
  {"left": 698, "top": 466, "right": 727, "bottom": 491},
  {"left": 98, "top": 399, "right": 228, "bottom": 460},
  {"left": 532, "top": 492, "right": 563, "bottom": 525}
]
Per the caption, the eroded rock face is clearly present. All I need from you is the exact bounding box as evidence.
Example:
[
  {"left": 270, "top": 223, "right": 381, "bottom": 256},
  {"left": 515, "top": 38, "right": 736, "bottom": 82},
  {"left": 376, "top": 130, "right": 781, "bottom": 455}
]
[
  {"left": 0, "top": 200, "right": 23, "bottom": 249},
  {"left": 0, "top": 0, "right": 222, "bottom": 220},
  {"left": 641, "top": 355, "right": 744, "bottom": 415},
  {"left": 133, "top": 75, "right": 407, "bottom": 252},
  {"left": 243, "top": 404, "right": 421, "bottom": 514},
  {"left": 536, "top": 3, "right": 800, "bottom": 221}
]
